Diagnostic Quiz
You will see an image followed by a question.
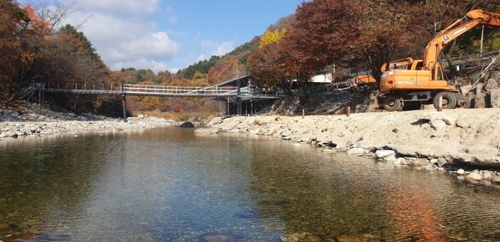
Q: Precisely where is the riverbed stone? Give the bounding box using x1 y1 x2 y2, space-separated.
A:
393 157 407 165
490 89 500 108
475 87 487 108
430 119 447 130
483 170 494 180
281 131 292 137
200 233 237 242
280 232 321 242
194 127 221 135
457 169 465 175
441 116 456 126
484 78 498 92
384 154 398 162
461 84 473 96
492 174 500 183
466 170 483 181
437 157 447 167
347 147 366 155
375 149 395 158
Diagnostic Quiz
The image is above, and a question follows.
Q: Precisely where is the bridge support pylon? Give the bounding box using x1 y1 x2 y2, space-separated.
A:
121 80 127 122
122 94 127 122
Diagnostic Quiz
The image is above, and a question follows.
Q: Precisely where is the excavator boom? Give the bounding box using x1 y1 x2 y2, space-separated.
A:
423 10 500 69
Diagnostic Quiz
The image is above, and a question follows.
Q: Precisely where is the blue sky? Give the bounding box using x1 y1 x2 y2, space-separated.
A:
20 0 301 73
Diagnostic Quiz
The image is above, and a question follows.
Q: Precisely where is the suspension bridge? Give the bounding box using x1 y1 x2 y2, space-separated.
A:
22 75 280 121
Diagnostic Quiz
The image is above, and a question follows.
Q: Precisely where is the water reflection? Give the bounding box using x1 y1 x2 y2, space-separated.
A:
1 128 500 241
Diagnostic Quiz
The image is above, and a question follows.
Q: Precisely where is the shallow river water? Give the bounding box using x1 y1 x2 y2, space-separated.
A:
1 127 500 241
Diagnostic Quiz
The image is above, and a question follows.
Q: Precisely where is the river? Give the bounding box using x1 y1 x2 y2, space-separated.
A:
1 127 500 241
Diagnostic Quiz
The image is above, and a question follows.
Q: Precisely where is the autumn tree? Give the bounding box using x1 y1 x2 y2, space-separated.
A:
259 29 287 48
0 0 55 102
268 14 296 32
248 14 296 95
281 0 413 85
0 0 30 101
157 70 174 84
0 0 91 104
249 40 297 96
2 1 119 114
60 24 96 56
378 0 500 76
206 38 260 85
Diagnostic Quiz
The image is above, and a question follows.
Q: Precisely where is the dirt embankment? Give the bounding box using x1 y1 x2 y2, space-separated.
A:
204 108 500 168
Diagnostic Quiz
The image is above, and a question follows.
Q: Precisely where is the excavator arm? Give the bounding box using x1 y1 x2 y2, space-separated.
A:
423 10 500 70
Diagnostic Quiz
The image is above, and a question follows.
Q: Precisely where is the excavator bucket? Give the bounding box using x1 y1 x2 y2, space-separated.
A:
466 10 500 27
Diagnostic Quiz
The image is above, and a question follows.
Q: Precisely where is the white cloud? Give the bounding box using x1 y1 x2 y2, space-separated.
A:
43 0 239 73
54 0 181 73
195 54 208 63
212 41 235 56
112 32 179 61
166 7 177 24
111 59 172 73
201 40 235 56
66 0 161 15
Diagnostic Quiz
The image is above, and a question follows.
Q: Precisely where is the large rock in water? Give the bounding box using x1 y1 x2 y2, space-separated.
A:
179 121 194 128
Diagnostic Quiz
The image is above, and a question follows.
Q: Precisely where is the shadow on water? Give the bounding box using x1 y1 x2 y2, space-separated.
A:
0 132 124 239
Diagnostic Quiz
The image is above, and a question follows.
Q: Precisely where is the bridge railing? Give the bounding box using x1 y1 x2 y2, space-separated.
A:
122 84 237 96
42 82 278 98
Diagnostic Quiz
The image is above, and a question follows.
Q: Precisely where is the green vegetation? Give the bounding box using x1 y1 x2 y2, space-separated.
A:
184 55 220 79
60 24 97 57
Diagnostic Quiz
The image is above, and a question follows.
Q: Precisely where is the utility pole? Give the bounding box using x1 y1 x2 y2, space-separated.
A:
480 25 484 55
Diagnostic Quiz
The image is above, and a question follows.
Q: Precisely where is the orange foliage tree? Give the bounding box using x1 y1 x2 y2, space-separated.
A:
131 81 160 111
275 0 500 85
278 0 414 85
0 0 108 106
0 0 28 100
248 15 296 95
207 53 250 85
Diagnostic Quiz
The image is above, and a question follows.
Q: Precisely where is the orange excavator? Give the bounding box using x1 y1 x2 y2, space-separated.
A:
379 9 500 111
354 57 414 85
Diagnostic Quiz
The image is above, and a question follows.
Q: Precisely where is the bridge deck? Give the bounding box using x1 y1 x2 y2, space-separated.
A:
42 83 279 99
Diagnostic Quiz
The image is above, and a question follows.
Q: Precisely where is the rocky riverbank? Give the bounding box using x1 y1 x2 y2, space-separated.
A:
200 108 500 186
0 102 178 139
4 100 500 186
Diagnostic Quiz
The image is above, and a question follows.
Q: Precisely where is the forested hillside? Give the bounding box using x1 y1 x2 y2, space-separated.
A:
2 0 500 120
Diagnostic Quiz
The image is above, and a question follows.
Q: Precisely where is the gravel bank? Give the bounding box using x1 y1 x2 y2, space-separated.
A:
0 102 178 139
201 108 500 185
